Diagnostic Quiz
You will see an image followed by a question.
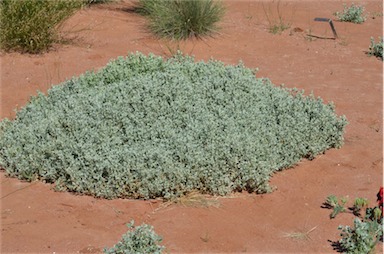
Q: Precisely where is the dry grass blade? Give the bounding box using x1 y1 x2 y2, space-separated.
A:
150 191 220 214
282 226 318 241
173 191 221 208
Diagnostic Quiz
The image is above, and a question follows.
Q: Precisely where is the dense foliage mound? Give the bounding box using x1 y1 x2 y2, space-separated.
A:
0 53 347 199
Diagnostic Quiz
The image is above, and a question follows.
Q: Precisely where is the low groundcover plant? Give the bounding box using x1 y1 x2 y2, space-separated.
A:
104 221 164 254
336 189 383 254
323 195 348 219
0 52 347 200
334 3 366 24
368 37 383 60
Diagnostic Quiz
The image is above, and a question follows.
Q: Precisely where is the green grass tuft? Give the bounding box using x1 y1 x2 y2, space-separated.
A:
269 22 290 34
0 0 83 54
136 0 225 40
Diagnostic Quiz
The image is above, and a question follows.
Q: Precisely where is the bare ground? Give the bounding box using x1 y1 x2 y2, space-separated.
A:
1 1 383 253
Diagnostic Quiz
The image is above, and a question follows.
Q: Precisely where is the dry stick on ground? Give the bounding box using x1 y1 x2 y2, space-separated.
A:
0 181 38 199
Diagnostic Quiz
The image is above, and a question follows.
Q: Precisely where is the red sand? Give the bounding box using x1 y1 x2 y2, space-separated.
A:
1 1 383 253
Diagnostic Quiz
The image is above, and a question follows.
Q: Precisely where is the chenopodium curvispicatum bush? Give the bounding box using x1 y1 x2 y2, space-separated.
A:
104 220 165 254
0 52 347 199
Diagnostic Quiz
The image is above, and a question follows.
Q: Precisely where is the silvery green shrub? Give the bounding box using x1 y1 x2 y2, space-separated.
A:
368 37 383 60
338 218 383 254
334 3 366 24
104 221 164 254
0 53 347 199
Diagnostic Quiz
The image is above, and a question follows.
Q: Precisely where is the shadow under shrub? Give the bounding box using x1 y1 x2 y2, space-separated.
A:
0 53 347 199
84 0 114 5
0 0 82 53
136 0 225 39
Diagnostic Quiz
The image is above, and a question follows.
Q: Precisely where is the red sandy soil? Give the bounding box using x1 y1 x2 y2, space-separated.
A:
1 0 383 253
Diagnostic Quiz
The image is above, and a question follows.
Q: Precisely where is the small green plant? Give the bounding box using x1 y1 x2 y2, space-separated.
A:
136 0 225 40
0 0 83 53
334 3 366 24
324 195 339 208
368 37 383 60
352 197 369 216
366 207 383 222
338 216 382 254
327 189 384 254
324 195 349 219
104 221 165 254
269 22 291 35
262 0 292 34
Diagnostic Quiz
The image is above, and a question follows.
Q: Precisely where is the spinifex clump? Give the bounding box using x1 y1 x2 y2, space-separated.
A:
0 0 83 53
135 0 225 40
0 53 347 199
